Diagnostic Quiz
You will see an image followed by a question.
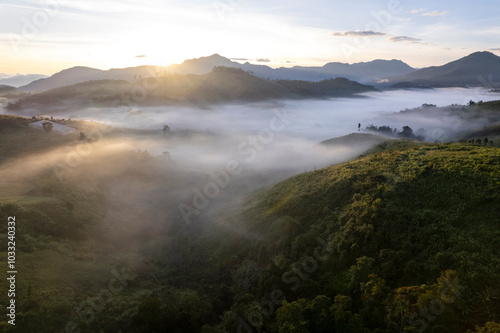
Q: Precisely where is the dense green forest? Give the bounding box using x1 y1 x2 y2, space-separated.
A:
0 111 499 332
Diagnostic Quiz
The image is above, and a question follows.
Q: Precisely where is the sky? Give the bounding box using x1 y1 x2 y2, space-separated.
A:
0 0 499 76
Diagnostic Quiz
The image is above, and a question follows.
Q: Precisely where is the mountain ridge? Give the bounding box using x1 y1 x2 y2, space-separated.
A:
17 54 415 92
384 51 500 88
9 67 378 111
15 51 500 93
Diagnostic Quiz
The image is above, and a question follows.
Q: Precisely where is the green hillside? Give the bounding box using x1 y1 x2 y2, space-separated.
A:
1 112 499 332
206 142 500 332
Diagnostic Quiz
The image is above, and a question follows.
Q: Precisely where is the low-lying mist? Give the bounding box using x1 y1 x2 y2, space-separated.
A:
2 86 500 332
7 88 497 141
1 87 498 233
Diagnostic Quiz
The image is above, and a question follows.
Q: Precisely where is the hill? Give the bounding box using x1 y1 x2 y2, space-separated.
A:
0 85 17 95
8 67 377 111
321 133 390 153
0 74 47 87
19 65 162 93
0 109 499 332
385 51 500 88
205 141 500 332
268 59 415 83
0 115 116 162
18 54 415 93
0 85 25 98
167 53 239 75
17 51 500 93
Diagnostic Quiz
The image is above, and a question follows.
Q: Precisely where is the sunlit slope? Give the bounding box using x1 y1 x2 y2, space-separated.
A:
0 115 116 161
7 67 377 111
215 142 500 332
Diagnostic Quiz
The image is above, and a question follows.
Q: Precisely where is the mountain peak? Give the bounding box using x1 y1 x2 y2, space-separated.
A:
466 51 497 58
385 50 500 87
184 53 231 63
454 51 500 66
207 53 225 59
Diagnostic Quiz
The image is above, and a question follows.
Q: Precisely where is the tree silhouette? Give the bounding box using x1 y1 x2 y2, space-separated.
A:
42 121 53 134
399 126 414 139
65 201 75 213
163 125 170 137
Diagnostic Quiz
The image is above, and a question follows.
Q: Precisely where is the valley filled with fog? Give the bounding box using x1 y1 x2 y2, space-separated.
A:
2 81 500 332
14 87 496 141
2 87 498 180
2 87 498 224
2 87 497 175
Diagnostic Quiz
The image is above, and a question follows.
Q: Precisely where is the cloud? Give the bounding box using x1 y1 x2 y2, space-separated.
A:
330 30 386 37
387 36 422 43
411 8 425 13
230 58 249 61
490 48 500 51
256 58 271 63
422 11 447 16
135 55 147 58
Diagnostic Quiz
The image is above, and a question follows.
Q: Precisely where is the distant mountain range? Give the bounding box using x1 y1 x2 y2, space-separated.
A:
384 51 500 88
241 58 415 83
0 74 47 88
20 66 162 93
9 67 377 111
9 51 500 100
18 54 415 93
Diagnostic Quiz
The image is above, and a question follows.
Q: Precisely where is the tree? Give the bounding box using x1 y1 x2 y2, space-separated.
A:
6 100 22 110
163 125 171 137
484 138 489 145
469 321 500 333
133 296 165 332
399 126 414 139
65 201 75 213
275 299 310 333
415 128 427 141
365 124 377 132
378 125 394 135
42 121 53 134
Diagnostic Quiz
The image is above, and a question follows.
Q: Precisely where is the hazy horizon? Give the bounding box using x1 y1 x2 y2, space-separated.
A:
1 0 500 75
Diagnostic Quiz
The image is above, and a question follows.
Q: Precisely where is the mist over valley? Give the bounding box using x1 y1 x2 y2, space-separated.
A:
1 49 500 332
